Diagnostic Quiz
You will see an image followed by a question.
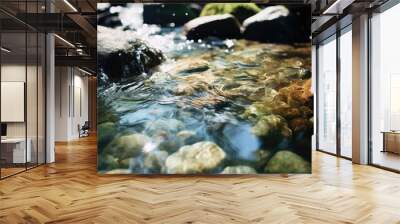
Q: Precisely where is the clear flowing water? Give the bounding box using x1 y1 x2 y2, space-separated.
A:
98 24 312 174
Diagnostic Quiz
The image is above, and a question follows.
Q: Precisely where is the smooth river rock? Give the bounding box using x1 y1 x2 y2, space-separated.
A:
243 6 310 43
200 3 261 23
184 14 241 40
165 141 226 174
264 150 311 173
97 122 117 151
221 166 257 174
144 150 169 172
252 114 292 138
98 26 164 82
105 133 150 161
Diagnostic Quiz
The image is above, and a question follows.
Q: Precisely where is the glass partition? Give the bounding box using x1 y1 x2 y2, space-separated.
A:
339 26 352 158
317 35 337 154
0 1 46 179
370 3 400 171
1 31 28 177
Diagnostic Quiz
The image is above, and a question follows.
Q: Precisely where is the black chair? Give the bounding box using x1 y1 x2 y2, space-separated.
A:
78 121 90 138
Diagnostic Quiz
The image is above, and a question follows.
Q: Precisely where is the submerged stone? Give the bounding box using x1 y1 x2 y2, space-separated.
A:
165 141 226 174
277 79 313 107
251 115 292 140
221 166 257 174
97 97 118 124
144 119 185 136
169 58 210 75
176 130 199 145
264 150 310 173
97 122 117 151
104 169 132 174
242 102 273 121
144 150 169 172
98 154 119 171
254 149 272 169
105 133 150 161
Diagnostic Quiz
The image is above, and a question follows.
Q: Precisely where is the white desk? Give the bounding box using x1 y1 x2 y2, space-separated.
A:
1 138 31 163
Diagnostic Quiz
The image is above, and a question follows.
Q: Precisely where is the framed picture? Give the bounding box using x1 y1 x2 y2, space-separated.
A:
97 3 312 174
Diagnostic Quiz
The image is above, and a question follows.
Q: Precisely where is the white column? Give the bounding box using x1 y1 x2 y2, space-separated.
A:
352 14 369 164
46 32 55 163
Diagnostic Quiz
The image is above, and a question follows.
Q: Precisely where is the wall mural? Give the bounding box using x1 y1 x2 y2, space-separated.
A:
97 3 312 174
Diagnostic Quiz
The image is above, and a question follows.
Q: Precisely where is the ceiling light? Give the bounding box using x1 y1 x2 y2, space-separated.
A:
54 34 75 48
1 47 11 53
63 0 78 12
323 0 354 15
323 0 342 14
78 67 92 76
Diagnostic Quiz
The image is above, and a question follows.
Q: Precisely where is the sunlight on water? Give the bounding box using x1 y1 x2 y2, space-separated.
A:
98 4 312 174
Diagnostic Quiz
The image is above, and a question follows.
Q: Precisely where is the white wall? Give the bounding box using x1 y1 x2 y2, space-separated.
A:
54 66 89 141
55 66 69 141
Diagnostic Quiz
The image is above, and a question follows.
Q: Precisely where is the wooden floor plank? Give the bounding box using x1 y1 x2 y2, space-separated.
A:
0 135 400 224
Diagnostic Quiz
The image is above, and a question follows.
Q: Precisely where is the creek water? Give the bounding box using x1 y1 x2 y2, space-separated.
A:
98 11 312 174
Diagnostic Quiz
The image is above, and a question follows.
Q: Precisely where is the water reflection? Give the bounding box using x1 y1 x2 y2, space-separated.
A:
97 5 312 174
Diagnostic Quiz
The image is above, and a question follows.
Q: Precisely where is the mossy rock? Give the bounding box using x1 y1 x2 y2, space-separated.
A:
201 3 261 23
221 166 257 174
97 122 117 151
105 133 150 161
98 154 119 171
184 14 241 40
144 150 169 172
252 115 292 138
242 101 273 122
264 150 311 173
165 141 226 174
97 97 118 124
98 26 165 82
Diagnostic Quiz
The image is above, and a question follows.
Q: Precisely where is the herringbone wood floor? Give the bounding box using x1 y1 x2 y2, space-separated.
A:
1 135 400 224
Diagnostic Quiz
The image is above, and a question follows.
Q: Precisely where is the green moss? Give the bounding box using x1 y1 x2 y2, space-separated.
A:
200 3 261 23
264 150 311 173
98 154 119 171
105 133 150 161
97 97 118 124
97 122 117 151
